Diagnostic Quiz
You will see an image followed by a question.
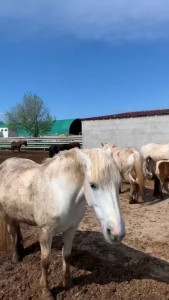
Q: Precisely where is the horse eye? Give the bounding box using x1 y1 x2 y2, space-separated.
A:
90 183 97 190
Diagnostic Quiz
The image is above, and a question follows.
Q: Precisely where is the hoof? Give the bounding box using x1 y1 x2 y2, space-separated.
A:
153 193 164 199
11 253 20 264
42 288 54 300
129 199 137 204
139 199 145 204
60 277 73 289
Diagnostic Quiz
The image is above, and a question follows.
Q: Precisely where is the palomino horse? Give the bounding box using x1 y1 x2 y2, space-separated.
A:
11 140 27 152
49 142 81 158
0 148 125 299
102 143 145 204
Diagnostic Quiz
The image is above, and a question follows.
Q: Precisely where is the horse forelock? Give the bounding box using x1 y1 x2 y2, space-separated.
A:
83 149 121 186
43 148 120 186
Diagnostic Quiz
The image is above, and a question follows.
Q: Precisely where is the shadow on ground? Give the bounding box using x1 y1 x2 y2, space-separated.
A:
20 229 169 297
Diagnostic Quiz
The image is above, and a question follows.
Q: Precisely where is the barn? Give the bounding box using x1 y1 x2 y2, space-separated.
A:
82 109 169 150
14 119 82 137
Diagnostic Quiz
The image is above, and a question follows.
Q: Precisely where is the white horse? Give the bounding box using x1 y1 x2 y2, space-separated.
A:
0 148 125 300
102 143 145 204
141 143 169 161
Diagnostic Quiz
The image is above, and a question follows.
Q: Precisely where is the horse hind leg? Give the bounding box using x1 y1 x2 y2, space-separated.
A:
0 214 23 263
0 215 11 254
161 180 169 194
6 218 24 263
129 183 139 204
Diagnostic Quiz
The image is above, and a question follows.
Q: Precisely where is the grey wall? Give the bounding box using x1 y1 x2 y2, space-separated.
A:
82 115 169 150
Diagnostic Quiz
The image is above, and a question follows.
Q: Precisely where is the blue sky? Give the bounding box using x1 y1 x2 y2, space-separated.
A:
1 0 169 120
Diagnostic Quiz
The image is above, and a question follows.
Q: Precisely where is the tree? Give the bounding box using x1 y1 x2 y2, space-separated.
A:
5 93 53 137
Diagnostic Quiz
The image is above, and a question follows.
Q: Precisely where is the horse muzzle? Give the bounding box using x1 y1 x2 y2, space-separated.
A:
103 221 126 244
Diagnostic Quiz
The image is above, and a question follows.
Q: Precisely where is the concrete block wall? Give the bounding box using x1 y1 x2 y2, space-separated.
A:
82 115 169 150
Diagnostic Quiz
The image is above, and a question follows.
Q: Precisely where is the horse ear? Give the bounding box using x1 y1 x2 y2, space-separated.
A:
105 147 113 157
147 155 152 163
101 142 104 147
76 149 91 171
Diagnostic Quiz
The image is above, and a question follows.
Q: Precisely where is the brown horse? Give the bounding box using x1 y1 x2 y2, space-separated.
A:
11 140 27 152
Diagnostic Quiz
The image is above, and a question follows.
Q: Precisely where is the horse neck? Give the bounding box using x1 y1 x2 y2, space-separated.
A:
42 153 86 187
111 146 120 155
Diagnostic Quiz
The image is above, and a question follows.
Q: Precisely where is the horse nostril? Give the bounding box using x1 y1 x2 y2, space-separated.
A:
113 235 118 242
107 228 125 241
107 228 111 237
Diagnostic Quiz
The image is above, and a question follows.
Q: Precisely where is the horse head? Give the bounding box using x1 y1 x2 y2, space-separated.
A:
81 148 125 244
143 155 156 180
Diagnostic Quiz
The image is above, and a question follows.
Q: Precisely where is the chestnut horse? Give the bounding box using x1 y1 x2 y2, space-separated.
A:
0 148 125 299
11 140 27 152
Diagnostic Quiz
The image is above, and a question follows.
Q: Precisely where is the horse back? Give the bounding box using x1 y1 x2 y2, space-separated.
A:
49 143 78 157
11 141 17 148
141 143 169 161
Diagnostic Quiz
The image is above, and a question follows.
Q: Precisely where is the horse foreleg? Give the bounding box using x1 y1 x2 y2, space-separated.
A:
61 228 77 288
16 223 24 259
39 227 54 300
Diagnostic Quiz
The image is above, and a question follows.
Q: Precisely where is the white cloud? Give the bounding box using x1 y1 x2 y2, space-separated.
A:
1 0 169 41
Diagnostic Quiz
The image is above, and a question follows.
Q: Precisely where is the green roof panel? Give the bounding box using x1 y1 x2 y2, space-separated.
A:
1 120 78 136
17 119 75 136
50 119 75 135
0 124 8 128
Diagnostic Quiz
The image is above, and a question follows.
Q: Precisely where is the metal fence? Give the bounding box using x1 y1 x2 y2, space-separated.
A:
0 136 82 150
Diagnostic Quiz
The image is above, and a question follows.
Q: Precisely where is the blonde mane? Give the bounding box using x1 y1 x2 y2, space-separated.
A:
43 148 120 187
83 148 121 186
42 148 86 183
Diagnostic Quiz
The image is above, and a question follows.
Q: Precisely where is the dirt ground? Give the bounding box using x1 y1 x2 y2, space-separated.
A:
1 150 169 300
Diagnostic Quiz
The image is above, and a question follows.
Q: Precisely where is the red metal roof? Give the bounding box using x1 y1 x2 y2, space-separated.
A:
81 109 169 121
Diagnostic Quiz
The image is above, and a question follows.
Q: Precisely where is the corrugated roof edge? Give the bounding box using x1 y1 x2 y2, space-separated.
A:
81 108 169 121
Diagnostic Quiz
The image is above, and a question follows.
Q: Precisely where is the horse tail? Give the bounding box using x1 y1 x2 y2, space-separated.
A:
0 215 11 253
134 151 145 202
